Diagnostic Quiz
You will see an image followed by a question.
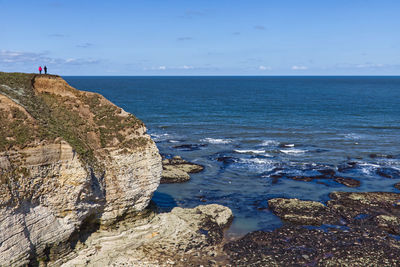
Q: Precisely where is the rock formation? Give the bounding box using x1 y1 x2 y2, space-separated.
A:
57 204 233 266
0 73 162 265
161 156 204 183
224 191 400 266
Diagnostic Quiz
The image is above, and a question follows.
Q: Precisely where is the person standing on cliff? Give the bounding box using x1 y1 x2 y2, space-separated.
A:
39 66 42 74
44 66 47 74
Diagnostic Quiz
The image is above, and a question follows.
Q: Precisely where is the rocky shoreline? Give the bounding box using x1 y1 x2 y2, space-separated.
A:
224 191 400 266
1 72 400 266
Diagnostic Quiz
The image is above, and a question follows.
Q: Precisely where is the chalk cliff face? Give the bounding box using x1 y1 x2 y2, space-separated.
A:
0 73 162 265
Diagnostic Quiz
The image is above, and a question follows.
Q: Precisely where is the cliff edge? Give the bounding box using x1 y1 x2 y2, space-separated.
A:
0 72 162 265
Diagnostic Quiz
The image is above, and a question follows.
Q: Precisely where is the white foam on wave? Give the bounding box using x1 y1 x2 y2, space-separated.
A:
341 133 363 140
201 138 232 144
357 162 380 175
168 140 179 143
282 143 295 147
234 149 266 154
150 133 170 141
358 162 380 168
280 149 307 155
260 140 279 146
238 158 276 172
380 159 400 171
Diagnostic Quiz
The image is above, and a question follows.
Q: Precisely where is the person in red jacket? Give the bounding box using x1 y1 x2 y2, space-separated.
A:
39 66 42 74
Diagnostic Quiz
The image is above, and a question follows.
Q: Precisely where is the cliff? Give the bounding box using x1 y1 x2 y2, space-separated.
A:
0 73 162 265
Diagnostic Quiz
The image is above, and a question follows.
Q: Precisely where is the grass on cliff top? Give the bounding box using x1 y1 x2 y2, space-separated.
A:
0 72 147 171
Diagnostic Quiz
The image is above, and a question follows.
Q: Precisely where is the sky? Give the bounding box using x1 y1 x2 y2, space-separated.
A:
0 0 399 75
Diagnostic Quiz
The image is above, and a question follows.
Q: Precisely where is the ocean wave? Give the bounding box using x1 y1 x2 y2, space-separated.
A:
260 140 279 146
356 162 381 175
168 140 180 143
279 143 295 148
341 133 363 140
280 149 307 155
234 149 266 154
237 158 276 172
201 138 232 144
150 133 171 141
358 162 381 168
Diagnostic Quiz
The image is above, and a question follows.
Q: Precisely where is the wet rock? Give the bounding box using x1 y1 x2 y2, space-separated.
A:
395 183 400 190
269 192 400 231
226 192 400 266
376 167 400 179
373 215 400 235
173 144 207 151
288 175 316 182
337 161 358 172
317 168 336 177
216 156 235 164
161 156 204 183
327 192 400 220
286 174 360 188
268 198 334 225
369 153 394 159
333 176 361 187
224 224 400 266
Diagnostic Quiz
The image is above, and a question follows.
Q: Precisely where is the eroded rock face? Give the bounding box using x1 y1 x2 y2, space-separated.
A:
56 204 233 267
0 73 162 265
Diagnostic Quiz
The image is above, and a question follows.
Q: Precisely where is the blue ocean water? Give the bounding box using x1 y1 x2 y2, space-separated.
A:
64 76 400 237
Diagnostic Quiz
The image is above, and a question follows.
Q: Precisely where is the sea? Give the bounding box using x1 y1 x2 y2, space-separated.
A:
64 76 400 237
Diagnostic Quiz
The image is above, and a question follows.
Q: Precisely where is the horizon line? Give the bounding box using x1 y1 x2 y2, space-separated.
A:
60 74 400 77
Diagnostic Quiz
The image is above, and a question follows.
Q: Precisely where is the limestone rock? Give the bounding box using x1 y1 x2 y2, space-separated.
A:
0 72 162 266
161 156 204 183
268 198 332 225
268 192 400 231
56 204 233 266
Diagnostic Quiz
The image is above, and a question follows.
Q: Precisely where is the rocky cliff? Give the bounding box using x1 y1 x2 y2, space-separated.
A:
0 73 162 265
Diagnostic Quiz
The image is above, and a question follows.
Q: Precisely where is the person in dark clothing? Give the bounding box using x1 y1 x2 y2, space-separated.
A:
39 66 42 74
44 66 47 74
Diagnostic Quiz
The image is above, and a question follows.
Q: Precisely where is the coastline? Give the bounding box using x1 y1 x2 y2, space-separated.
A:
1 73 400 266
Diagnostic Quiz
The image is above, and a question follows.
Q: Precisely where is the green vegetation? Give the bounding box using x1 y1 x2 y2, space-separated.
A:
0 72 148 173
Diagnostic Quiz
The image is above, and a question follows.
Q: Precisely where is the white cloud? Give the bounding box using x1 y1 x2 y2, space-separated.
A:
259 65 272 71
356 63 384 68
291 65 308 70
145 65 194 71
0 50 99 65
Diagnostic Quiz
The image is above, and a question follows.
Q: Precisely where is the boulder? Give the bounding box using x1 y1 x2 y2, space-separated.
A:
161 156 204 183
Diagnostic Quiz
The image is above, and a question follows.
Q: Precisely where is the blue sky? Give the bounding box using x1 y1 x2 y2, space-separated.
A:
0 0 399 75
